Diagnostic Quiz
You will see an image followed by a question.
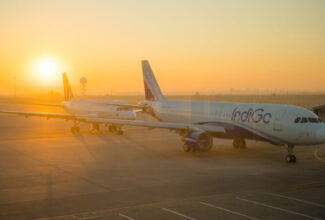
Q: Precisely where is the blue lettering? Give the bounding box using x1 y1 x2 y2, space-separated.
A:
231 107 272 124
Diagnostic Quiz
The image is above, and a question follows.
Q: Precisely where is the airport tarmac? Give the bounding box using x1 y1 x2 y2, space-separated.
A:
0 103 325 219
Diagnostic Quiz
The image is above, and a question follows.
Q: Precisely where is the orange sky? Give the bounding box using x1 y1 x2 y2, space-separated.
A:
0 0 324 95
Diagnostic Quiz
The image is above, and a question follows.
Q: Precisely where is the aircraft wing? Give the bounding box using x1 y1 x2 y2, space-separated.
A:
0 102 62 107
0 110 225 133
27 103 62 107
85 118 226 133
0 110 86 121
102 103 144 109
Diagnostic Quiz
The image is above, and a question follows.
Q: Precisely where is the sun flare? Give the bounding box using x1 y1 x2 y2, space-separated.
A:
38 60 55 77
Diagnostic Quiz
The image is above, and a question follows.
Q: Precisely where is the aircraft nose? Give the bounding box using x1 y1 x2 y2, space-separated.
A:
316 126 325 143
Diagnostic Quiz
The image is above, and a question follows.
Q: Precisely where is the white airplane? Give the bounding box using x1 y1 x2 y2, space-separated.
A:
0 72 136 134
84 60 325 163
1 62 324 163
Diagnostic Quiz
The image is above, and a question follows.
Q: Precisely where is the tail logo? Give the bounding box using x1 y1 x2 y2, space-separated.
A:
144 80 155 101
141 60 164 101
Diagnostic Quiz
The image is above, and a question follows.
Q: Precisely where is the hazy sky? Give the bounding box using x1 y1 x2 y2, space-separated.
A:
0 0 324 95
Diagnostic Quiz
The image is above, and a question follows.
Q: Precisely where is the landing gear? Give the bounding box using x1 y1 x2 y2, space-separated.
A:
71 126 80 134
108 125 116 132
90 123 100 133
183 144 191 152
71 121 80 134
107 125 124 135
285 145 296 163
286 154 296 163
117 129 124 135
233 139 246 149
181 137 213 153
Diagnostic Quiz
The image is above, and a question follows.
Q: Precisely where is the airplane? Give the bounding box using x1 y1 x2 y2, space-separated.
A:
83 60 325 163
1 62 324 163
0 72 136 134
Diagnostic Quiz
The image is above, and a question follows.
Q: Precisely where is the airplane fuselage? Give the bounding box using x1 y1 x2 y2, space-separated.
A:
62 99 136 120
149 99 325 146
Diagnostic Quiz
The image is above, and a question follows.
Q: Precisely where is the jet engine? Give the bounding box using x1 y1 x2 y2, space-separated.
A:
184 131 213 152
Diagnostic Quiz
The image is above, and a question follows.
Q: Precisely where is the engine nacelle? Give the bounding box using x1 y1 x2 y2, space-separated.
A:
185 131 213 152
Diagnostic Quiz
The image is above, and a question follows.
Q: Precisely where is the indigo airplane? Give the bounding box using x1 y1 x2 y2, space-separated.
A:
87 60 325 163
0 72 136 134
1 62 324 163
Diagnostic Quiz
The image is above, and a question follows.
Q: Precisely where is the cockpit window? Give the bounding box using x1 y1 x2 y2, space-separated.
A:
308 117 321 123
301 117 308 123
294 117 301 123
295 116 321 123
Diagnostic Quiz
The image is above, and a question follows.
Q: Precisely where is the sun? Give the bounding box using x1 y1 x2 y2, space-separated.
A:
38 60 55 77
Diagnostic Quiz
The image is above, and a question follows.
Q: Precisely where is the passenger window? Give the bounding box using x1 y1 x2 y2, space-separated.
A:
301 117 308 123
294 117 301 123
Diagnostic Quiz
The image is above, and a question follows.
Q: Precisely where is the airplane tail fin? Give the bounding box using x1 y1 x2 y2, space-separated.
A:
62 72 74 101
142 60 165 101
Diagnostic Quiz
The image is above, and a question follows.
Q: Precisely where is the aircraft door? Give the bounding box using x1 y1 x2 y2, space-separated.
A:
273 109 286 132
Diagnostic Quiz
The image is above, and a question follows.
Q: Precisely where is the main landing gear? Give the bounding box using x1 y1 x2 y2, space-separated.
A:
182 144 191 152
233 138 246 149
71 121 80 134
107 125 124 135
90 123 100 133
285 145 296 163
71 126 80 134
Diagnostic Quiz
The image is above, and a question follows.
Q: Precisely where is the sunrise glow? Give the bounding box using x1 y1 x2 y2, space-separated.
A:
38 60 55 78
0 1 324 95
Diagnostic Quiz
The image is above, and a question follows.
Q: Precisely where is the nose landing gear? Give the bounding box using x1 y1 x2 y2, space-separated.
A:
286 154 296 163
285 145 296 163
107 125 124 135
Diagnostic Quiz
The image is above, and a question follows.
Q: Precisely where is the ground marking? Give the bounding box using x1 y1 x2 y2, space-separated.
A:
119 213 135 220
162 207 196 220
237 197 322 220
6 147 113 192
269 193 325 208
200 201 259 220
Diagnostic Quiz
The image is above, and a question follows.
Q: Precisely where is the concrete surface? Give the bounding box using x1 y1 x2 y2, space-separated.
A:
0 103 324 220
